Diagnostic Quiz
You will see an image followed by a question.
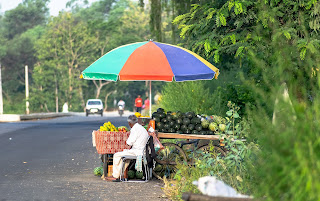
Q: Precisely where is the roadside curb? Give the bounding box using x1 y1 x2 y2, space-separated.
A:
20 113 73 121
0 113 73 122
0 111 136 122
0 114 21 122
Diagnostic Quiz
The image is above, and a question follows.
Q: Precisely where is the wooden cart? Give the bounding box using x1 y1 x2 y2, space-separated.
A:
153 131 226 178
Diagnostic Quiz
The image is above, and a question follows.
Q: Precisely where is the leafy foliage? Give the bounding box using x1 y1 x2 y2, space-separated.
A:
2 0 49 39
244 14 320 200
33 12 98 112
159 81 214 114
163 103 257 200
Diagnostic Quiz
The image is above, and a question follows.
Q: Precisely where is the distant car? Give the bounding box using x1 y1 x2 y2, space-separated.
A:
86 99 103 116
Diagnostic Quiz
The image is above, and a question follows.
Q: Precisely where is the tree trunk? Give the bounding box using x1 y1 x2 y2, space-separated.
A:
104 91 113 112
44 103 50 113
40 85 43 112
93 80 111 99
96 85 102 99
68 68 73 103
79 84 85 108
55 74 59 113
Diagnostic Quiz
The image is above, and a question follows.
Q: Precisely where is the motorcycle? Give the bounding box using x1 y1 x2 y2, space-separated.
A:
118 105 124 117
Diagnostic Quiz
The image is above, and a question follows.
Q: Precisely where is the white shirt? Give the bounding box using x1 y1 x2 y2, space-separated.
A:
126 123 149 155
118 100 125 107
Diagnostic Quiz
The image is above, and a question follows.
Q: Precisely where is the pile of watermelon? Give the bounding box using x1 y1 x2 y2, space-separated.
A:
152 108 227 135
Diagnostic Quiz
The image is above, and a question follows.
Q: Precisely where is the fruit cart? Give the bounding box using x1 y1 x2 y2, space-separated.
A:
153 131 226 179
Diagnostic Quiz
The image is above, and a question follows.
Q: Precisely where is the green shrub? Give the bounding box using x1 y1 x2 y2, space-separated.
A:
159 81 214 114
245 17 320 200
162 103 257 200
247 96 320 201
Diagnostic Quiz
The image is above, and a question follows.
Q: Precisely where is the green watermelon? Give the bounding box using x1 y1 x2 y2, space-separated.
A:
176 118 183 124
154 116 161 123
136 171 144 179
160 128 167 133
161 118 168 123
166 114 173 121
168 128 176 133
207 131 215 135
156 122 164 130
152 112 159 119
201 119 210 128
93 166 103 176
199 130 207 135
187 124 195 130
174 124 181 130
209 122 218 131
128 170 135 179
186 111 195 119
219 124 227 132
169 120 175 127
182 118 191 125
191 117 201 124
164 124 170 130
158 113 166 119
195 124 203 131
181 124 188 131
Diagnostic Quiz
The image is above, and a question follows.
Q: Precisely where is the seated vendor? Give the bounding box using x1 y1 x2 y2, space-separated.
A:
106 114 149 181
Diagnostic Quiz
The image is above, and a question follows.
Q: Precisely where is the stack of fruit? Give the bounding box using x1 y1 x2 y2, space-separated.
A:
152 108 227 135
135 112 150 118
99 121 128 132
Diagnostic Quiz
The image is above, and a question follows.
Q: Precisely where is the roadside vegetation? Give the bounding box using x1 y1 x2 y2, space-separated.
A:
1 0 320 200
155 0 320 200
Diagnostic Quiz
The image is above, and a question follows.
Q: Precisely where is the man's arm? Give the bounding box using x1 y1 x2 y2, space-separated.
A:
126 127 137 146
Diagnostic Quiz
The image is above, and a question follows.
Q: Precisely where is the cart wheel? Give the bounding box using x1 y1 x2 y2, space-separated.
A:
153 143 187 179
194 144 226 160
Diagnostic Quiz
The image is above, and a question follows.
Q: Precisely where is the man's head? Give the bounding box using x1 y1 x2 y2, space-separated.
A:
138 95 141 98
127 115 138 128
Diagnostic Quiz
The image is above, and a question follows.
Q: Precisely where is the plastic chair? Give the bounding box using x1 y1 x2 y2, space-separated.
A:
119 136 155 182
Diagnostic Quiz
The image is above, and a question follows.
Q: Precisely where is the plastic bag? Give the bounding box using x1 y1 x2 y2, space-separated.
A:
148 131 164 153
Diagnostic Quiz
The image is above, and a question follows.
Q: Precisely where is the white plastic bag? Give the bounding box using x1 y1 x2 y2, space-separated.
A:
192 176 250 198
92 131 96 147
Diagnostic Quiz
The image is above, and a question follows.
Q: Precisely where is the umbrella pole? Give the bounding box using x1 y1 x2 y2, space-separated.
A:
149 81 152 117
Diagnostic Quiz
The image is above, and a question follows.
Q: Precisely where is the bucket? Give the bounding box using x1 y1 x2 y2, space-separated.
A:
107 165 113 177
148 119 155 130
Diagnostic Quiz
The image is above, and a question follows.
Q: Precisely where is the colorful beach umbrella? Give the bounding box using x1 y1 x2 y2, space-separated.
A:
81 40 220 116
81 41 219 81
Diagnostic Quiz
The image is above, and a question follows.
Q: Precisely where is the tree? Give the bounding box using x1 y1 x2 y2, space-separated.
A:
73 0 153 110
33 12 98 112
170 0 320 113
3 0 49 39
173 0 320 66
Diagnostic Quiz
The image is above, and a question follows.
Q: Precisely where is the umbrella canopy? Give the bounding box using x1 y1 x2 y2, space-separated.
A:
81 41 219 82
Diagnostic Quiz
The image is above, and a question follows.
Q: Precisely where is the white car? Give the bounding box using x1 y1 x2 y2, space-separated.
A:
86 99 103 116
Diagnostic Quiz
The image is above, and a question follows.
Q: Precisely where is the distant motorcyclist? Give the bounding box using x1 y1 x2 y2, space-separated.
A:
118 100 125 116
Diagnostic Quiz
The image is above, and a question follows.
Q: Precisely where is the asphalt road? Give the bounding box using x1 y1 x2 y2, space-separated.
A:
0 114 166 201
